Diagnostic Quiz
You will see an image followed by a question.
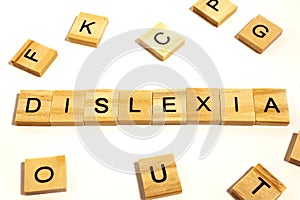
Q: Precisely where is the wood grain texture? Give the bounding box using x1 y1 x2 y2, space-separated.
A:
10 39 57 77
138 154 182 199
152 89 186 125
287 132 300 166
253 89 289 126
237 15 282 53
118 90 152 125
15 90 53 126
136 22 185 61
50 90 85 126
84 89 118 125
186 88 220 124
230 164 286 200
220 89 255 125
24 155 66 195
191 0 237 27
67 12 108 47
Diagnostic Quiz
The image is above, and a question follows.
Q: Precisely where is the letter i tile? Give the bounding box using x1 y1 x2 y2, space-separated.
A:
137 154 182 199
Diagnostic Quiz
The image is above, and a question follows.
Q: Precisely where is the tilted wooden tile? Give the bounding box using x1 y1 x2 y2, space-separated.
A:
138 154 182 199
253 89 289 126
24 155 66 195
10 40 57 77
118 90 152 125
67 12 108 47
220 89 255 125
152 89 186 125
84 89 118 125
237 15 282 53
136 22 185 61
15 90 53 126
50 90 85 126
287 132 300 166
230 164 286 200
191 0 237 27
186 88 220 124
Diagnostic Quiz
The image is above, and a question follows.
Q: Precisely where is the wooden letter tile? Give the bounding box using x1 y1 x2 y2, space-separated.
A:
253 89 289 126
67 12 108 47
229 164 286 200
136 22 185 61
152 89 186 125
287 132 300 166
138 154 182 199
50 90 85 126
186 88 220 124
220 89 255 125
10 40 57 77
191 0 237 27
118 90 152 125
15 90 53 126
24 155 66 195
237 15 282 53
84 89 118 125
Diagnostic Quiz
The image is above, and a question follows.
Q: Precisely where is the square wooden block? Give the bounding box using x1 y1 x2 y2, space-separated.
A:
67 12 108 47
253 89 289 126
287 132 300 166
220 89 255 125
152 89 186 125
138 154 182 199
237 15 282 53
10 40 57 77
186 88 220 124
15 90 53 126
24 155 66 195
136 22 185 61
229 164 286 200
84 89 118 125
191 0 237 27
118 90 152 125
50 90 85 126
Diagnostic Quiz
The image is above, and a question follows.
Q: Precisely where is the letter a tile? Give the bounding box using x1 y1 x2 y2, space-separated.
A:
137 154 182 199
229 164 286 200
15 90 53 126
67 12 108 47
10 40 57 77
237 15 282 53
23 155 66 195
136 22 185 61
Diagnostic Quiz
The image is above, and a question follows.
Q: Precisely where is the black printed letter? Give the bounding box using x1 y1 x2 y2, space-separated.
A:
150 164 167 183
79 20 96 34
25 98 41 113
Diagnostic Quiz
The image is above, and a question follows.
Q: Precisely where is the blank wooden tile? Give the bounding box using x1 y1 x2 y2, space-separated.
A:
152 89 186 125
136 22 185 61
220 89 255 125
84 89 118 125
10 40 57 77
24 155 66 195
237 15 282 53
15 90 53 126
67 12 108 47
230 163 286 200
253 89 289 126
186 88 220 124
118 90 152 125
50 90 85 126
191 0 237 27
138 154 182 199
287 132 300 166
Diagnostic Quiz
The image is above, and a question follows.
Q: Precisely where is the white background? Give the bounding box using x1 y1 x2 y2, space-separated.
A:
1 0 300 199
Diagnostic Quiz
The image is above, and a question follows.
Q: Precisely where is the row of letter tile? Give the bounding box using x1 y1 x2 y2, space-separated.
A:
14 88 290 126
